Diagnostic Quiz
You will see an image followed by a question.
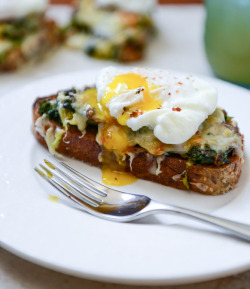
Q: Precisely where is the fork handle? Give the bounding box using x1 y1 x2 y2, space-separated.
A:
151 201 250 242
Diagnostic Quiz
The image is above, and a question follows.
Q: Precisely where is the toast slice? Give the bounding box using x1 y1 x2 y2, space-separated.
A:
0 13 62 71
33 88 243 196
65 0 155 62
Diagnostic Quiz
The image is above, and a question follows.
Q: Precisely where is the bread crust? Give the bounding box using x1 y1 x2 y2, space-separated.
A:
33 96 242 196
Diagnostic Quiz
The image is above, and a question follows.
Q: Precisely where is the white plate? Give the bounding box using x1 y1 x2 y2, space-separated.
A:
0 69 250 286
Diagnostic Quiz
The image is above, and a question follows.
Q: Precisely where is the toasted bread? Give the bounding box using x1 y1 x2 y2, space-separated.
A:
0 17 62 71
65 1 155 62
33 95 242 196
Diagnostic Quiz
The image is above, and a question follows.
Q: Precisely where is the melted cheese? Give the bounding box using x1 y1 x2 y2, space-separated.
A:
73 88 110 123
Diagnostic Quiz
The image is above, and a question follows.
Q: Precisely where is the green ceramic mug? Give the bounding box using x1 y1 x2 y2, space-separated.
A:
204 0 250 85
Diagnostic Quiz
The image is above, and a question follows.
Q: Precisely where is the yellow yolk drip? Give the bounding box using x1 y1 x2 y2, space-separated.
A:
101 73 162 125
102 167 137 186
98 124 131 154
83 88 110 122
81 75 162 187
48 195 59 203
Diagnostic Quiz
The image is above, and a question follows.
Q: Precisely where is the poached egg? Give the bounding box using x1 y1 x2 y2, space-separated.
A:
96 66 218 145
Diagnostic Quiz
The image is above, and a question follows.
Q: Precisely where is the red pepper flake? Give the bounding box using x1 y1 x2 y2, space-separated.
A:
176 90 179 93
130 110 143 118
178 82 183 85
136 87 144 94
195 131 199 135
168 92 171 96
157 105 162 109
214 153 220 166
172 107 182 112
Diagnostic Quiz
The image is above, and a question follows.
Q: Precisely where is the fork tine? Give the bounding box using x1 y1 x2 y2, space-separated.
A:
48 155 108 196
41 161 104 203
39 163 102 206
34 167 98 208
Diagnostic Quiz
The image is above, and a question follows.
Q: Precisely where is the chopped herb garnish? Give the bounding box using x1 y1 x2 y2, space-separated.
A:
62 96 75 112
0 14 40 43
38 100 62 125
186 146 231 165
225 116 233 122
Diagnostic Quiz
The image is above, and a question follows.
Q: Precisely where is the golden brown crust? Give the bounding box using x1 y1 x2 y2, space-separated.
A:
33 96 242 195
188 156 241 195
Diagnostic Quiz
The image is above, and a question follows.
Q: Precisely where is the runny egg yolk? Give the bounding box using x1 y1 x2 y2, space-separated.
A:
102 167 137 186
48 194 59 203
97 73 162 186
101 73 162 125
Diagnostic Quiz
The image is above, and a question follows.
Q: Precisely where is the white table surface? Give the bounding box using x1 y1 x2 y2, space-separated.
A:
1 4 250 289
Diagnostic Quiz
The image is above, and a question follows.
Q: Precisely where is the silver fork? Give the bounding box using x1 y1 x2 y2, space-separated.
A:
35 156 250 242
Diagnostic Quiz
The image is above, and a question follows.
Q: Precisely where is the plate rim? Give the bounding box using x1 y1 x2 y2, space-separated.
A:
1 239 250 286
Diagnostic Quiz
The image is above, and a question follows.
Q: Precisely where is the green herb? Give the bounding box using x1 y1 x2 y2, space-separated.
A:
182 160 192 189
70 18 91 33
138 126 150 135
225 115 233 122
222 109 233 123
182 170 189 189
186 146 231 165
62 98 75 112
64 88 77 95
84 40 96 56
38 100 61 125
51 129 64 150
0 14 40 43
0 52 7 64
62 89 76 112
